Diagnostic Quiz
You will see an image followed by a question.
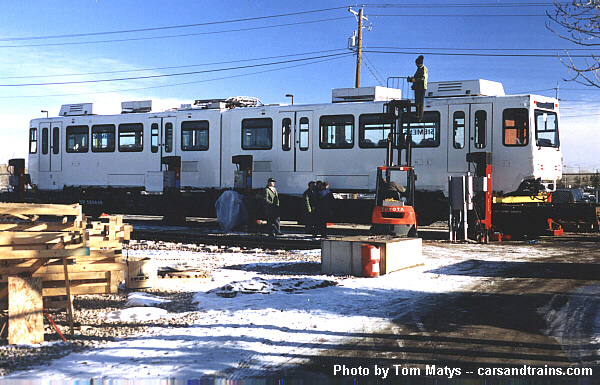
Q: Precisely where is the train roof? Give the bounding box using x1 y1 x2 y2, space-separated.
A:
426 79 505 98
43 79 557 120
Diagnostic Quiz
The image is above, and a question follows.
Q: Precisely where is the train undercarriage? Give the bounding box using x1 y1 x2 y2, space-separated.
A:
1 186 598 239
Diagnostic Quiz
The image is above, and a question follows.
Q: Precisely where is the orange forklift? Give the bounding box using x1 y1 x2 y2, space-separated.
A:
371 100 418 237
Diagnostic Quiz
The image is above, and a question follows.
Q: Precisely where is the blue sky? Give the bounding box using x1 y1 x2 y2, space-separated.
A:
1 0 599 172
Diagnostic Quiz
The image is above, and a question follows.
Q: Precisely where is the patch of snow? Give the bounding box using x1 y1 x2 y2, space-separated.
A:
104 307 169 322
4 241 600 381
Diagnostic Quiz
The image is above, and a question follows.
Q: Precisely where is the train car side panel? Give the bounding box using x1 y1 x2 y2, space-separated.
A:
175 110 222 190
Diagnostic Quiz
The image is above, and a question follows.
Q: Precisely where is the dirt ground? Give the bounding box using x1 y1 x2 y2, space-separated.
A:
270 235 600 381
4 230 600 382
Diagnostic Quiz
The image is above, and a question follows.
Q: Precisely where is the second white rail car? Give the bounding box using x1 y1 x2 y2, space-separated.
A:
28 79 562 204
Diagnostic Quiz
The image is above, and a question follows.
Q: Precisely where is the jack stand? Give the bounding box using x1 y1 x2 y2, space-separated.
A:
467 152 493 243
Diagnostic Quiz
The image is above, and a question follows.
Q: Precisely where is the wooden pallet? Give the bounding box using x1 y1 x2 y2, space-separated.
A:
0 203 130 342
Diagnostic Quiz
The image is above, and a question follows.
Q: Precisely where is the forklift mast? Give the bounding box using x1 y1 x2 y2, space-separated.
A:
382 99 417 207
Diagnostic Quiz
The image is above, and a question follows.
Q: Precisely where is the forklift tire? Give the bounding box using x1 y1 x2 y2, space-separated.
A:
407 225 418 238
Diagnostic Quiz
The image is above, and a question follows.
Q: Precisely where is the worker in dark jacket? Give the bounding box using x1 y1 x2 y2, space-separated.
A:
263 177 282 236
313 181 334 238
407 55 428 121
302 181 316 234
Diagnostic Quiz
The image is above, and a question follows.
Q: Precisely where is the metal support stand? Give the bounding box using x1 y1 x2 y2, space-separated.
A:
161 156 183 225
449 174 473 242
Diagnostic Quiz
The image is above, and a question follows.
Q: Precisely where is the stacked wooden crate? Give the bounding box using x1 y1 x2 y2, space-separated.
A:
0 203 129 342
79 215 131 296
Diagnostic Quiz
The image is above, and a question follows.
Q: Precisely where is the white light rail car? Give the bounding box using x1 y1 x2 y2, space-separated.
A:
27 79 562 223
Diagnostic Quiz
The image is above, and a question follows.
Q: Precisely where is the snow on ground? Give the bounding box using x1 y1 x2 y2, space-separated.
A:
2 241 599 381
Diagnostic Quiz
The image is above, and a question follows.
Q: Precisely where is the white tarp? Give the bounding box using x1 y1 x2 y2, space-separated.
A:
215 190 249 231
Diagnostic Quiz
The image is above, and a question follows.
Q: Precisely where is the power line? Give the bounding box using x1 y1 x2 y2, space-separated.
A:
0 4 562 49
364 48 595 58
1 3 555 44
376 14 547 17
0 17 350 49
368 46 599 52
362 53 385 86
0 52 351 87
0 7 348 42
0 53 354 98
0 49 349 80
364 2 556 8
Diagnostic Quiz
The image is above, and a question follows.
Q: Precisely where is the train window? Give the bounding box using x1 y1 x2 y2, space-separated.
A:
401 111 440 147
66 125 89 153
453 111 465 149
182 120 209 151
242 118 272 150
151 123 159 153
282 118 291 151
299 117 309 151
165 123 173 153
503 108 528 147
29 128 37 154
42 127 48 155
118 123 143 152
474 110 487 149
535 110 559 148
53 127 60 155
359 113 394 148
320 114 354 149
92 124 115 152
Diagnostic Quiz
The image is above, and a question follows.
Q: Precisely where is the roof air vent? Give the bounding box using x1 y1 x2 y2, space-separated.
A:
59 103 93 116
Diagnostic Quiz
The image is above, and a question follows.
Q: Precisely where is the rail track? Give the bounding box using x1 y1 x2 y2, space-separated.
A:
124 216 451 250
127 217 323 250
124 215 600 250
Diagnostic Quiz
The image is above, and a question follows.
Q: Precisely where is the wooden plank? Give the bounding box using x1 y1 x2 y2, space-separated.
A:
88 249 122 257
0 205 127 305
0 258 49 280
109 217 116 240
0 223 84 232
65 255 122 264
0 262 125 278
0 203 82 218
0 248 90 260
32 271 110 281
109 270 119 292
43 282 116 296
88 239 123 249
8 277 44 345
0 232 80 246
81 218 88 246
63 256 74 335
0 242 85 251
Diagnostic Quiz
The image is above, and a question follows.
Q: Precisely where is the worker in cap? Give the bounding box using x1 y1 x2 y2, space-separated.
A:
263 177 282 236
407 55 428 121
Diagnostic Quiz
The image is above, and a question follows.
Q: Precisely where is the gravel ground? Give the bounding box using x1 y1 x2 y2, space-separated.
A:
0 240 322 376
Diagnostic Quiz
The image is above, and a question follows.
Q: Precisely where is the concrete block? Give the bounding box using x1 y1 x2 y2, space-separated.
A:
321 236 423 276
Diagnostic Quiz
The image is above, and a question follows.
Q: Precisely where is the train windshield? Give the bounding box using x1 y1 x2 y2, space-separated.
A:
534 110 559 148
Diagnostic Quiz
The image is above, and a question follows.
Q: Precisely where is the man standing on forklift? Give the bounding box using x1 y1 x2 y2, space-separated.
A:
407 55 428 121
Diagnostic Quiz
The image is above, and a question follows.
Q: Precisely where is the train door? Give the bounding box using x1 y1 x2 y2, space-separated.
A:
39 122 62 172
278 110 313 172
447 103 492 173
150 117 177 170
147 117 177 192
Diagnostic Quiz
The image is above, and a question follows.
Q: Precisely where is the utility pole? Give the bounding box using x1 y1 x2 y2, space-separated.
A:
349 7 367 88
